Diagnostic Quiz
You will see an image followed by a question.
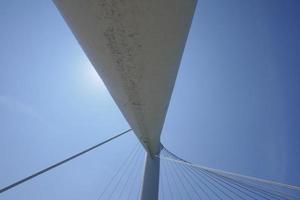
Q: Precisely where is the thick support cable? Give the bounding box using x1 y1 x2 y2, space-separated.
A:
205 169 288 200
158 146 300 200
158 155 300 193
203 169 273 200
0 129 132 194
226 175 300 200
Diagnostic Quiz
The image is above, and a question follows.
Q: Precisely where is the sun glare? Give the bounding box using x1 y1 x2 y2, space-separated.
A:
83 61 106 90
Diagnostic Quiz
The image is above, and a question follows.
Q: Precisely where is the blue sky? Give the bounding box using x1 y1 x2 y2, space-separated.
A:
0 0 300 199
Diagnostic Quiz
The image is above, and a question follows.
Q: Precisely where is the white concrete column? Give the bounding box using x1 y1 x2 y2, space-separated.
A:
140 152 160 200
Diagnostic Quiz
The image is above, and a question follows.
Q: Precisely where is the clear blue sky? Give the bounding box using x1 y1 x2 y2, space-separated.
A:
0 0 300 199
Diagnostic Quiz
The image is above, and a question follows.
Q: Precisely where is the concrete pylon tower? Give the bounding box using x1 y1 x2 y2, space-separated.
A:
53 1 197 199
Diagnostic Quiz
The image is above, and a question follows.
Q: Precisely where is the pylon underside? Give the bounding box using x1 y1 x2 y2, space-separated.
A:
53 0 197 155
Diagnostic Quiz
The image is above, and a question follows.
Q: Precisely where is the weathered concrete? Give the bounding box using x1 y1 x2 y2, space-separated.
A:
53 0 196 155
